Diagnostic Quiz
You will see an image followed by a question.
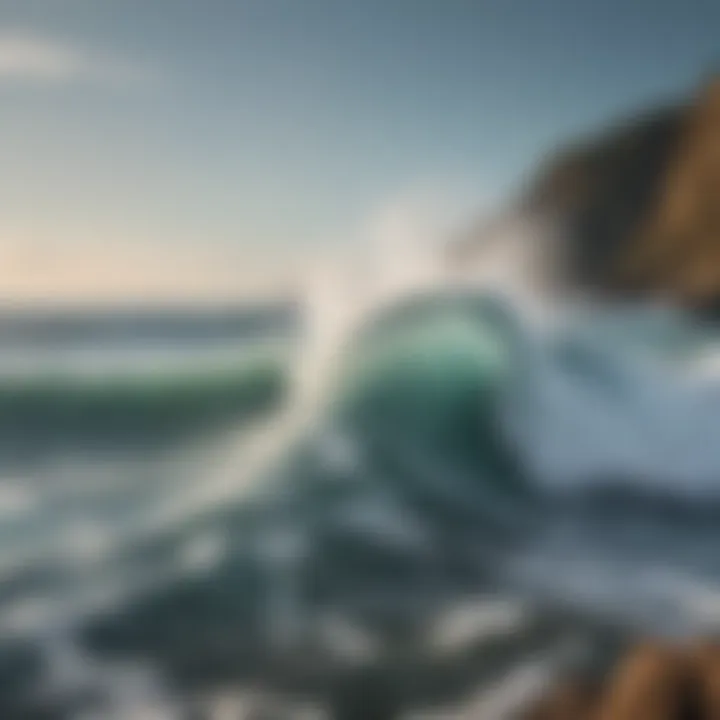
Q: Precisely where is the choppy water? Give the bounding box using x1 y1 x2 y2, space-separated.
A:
0 307 295 717
2 292 720 718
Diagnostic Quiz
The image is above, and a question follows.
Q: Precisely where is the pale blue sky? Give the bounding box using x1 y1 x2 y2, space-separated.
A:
0 0 718 297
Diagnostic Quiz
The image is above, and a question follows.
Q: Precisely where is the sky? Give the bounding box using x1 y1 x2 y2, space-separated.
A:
1 0 719 300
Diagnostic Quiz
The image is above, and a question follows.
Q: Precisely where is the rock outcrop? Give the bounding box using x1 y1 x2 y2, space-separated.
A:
621 79 720 310
520 641 720 720
521 102 685 298
458 77 720 316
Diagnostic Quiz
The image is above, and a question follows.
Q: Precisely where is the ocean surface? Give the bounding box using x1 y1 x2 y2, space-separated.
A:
0 304 297 717
1 293 720 718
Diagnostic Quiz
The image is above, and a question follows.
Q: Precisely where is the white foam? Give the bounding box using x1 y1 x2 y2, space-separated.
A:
499 304 720 498
0 481 37 515
426 597 529 656
413 638 584 720
178 531 226 574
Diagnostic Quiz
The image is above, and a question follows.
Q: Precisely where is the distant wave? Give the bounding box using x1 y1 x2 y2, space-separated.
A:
0 355 287 451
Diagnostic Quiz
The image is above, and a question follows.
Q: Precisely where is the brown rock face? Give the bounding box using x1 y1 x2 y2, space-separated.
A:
521 77 720 315
519 641 720 720
624 80 720 309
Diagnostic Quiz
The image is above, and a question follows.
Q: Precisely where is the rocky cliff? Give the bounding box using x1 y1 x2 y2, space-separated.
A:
468 78 720 315
522 102 684 296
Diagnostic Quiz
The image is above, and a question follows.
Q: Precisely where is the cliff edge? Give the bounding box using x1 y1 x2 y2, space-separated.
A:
461 77 720 315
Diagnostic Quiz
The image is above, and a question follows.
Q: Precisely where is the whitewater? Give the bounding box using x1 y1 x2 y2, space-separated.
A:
4 203 720 717
242 204 720 711
203 203 720 716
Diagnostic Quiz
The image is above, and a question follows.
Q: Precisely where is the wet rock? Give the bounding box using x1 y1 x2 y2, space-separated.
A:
520 640 720 720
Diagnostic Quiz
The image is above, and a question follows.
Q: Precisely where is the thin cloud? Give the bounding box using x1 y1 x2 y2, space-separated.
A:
0 31 154 87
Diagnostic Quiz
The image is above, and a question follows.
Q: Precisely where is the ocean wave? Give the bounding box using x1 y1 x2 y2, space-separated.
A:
335 290 720 501
5 288 720 715
0 355 287 450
